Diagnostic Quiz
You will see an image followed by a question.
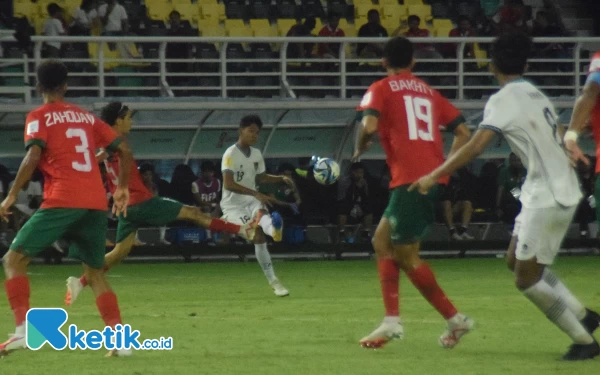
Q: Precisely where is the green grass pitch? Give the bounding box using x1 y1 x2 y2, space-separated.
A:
1 257 600 374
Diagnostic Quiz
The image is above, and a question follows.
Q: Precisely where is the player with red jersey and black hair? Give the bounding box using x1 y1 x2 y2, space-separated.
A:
0 60 134 357
354 37 474 349
565 52 600 229
64 102 258 306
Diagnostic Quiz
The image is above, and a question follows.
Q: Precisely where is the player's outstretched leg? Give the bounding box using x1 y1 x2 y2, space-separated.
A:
66 233 137 306
515 258 599 361
397 241 473 349
255 210 283 242
178 206 258 241
253 224 288 297
0 250 31 356
84 265 131 357
360 218 404 349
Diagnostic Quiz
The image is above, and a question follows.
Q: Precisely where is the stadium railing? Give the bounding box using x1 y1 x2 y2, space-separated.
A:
0 36 597 100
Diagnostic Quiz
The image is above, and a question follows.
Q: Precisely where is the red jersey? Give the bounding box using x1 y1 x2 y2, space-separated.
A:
24 102 120 210
358 72 464 188
104 155 154 207
587 52 600 173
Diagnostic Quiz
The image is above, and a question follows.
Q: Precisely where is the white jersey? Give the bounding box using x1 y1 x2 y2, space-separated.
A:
220 144 266 211
479 79 582 208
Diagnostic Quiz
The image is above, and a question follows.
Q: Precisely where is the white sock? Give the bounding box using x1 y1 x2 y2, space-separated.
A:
259 215 274 237
159 227 167 241
543 268 587 320
447 313 464 325
254 243 276 283
383 316 400 325
523 279 593 344
15 324 25 336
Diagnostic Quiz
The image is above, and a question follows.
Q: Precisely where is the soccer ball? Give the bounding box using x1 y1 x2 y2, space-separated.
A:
313 158 340 185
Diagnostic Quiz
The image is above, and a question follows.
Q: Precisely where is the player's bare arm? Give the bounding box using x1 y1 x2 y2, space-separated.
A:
96 149 109 163
409 128 497 194
353 115 377 160
446 123 472 159
0 145 43 222
112 140 133 217
223 171 276 207
565 80 600 166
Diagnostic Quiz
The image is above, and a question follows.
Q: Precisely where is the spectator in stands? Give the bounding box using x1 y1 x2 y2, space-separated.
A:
42 3 66 58
473 7 498 38
318 11 345 58
98 0 128 35
70 0 99 36
287 18 316 60
531 10 568 60
139 163 170 245
13 16 34 56
403 15 442 59
496 0 528 33
337 162 373 244
541 0 567 34
441 168 476 240
167 10 193 87
357 9 388 58
192 161 222 246
170 164 196 206
8 178 42 234
496 153 526 226
445 16 475 58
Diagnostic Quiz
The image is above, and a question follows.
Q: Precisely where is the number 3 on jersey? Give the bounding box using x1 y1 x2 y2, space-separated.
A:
404 96 433 141
66 128 92 172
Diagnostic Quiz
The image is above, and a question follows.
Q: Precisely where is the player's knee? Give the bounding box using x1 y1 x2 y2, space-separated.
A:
253 227 266 244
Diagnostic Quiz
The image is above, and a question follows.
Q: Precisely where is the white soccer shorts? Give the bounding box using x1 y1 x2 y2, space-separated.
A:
221 198 265 225
512 203 577 265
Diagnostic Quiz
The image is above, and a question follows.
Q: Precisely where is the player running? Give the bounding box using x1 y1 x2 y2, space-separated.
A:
64 102 258 305
0 60 134 357
354 36 474 349
565 51 600 231
220 115 294 297
410 32 600 360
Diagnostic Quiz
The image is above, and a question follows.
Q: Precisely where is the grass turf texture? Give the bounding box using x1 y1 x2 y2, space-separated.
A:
1 257 600 374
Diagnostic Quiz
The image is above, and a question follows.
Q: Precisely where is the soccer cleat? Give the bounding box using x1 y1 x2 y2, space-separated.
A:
562 341 600 361
65 276 84 306
160 238 172 246
106 348 133 357
451 233 463 241
0 335 26 356
439 315 474 349
581 309 600 334
52 241 65 253
270 279 289 297
271 212 283 242
359 322 404 349
460 232 475 240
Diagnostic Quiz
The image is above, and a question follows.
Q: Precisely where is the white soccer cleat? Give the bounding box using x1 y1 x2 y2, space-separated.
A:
451 233 463 241
360 321 404 349
0 334 26 356
160 239 172 246
460 232 475 240
270 279 289 297
65 276 84 306
439 314 474 349
106 348 133 357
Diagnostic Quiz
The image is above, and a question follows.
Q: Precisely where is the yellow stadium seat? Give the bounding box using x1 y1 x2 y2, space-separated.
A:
474 43 489 68
407 4 432 21
174 3 199 22
171 0 192 4
355 4 374 19
314 18 323 33
199 22 225 37
13 1 33 19
404 0 423 5
382 5 408 24
253 26 277 38
224 19 245 30
434 27 453 37
277 19 297 36
379 0 399 5
201 3 225 21
339 19 355 37
249 19 270 31
197 0 217 4
432 19 453 30
148 3 173 21
227 26 252 37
